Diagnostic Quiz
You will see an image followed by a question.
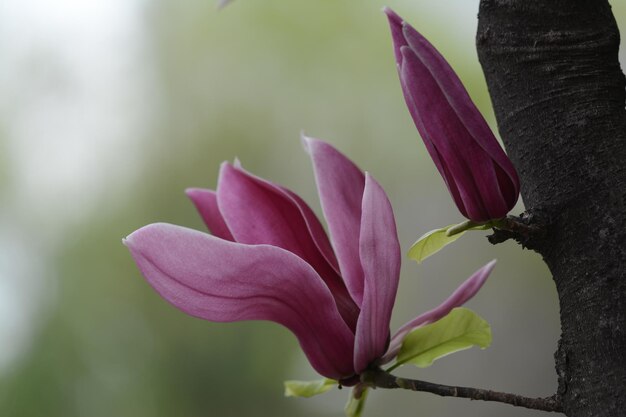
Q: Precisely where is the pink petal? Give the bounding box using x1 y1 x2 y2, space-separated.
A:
383 7 407 66
234 162 341 274
400 46 500 221
385 7 520 221
398 66 470 218
400 22 519 203
354 174 401 373
385 10 472 219
216 163 359 330
302 136 366 306
124 223 356 380
380 260 496 364
185 188 234 241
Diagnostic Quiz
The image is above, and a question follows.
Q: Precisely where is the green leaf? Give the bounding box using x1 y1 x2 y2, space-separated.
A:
396 307 492 368
407 222 491 263
344 388 368 417
408 225 464 263
284 378 336 398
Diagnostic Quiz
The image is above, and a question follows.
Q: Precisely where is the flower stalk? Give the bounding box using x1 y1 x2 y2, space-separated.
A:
360 368 563 413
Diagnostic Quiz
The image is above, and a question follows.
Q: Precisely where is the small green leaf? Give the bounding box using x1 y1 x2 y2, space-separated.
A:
408 225 464 263
284 378 336 398
408 222 492 263
396 307 492 368
344 388 368 417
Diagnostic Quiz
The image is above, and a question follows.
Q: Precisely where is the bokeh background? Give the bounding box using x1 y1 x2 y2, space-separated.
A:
1 1 624 416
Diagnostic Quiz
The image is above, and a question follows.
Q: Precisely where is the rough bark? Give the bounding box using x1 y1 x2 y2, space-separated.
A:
476 1 626 416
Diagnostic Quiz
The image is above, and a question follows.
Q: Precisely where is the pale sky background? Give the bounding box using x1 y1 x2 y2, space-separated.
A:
0 0 153 371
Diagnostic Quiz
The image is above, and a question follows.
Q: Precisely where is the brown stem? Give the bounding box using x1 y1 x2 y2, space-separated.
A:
361 369 563 413
487 212 546 248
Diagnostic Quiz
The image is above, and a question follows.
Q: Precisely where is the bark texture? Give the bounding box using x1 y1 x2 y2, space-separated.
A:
476 1 626 416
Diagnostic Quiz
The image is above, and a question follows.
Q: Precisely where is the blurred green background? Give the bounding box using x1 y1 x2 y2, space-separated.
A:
0 1 624 416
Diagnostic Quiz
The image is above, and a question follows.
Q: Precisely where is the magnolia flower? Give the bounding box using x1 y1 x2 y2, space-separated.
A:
124 137 493 383
385 8 520 222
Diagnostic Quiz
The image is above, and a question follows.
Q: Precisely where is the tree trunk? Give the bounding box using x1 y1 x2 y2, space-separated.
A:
476 1 626 416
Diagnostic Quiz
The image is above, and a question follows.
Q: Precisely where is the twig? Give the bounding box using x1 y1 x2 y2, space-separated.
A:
361 369 563 413
487 213 546 247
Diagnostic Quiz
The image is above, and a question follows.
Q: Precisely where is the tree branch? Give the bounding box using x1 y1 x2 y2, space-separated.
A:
361 369 563 413
487 211 547 247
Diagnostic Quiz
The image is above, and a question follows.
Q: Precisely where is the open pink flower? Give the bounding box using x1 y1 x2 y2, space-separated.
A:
385 8 519 222
124 137 493 382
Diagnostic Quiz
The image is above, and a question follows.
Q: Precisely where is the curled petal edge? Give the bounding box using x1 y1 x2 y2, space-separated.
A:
379 259 496 364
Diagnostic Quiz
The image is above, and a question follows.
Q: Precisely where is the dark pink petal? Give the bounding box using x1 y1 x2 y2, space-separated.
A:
124 223 356 379
185 188 234 241
354 174 401 373
386 9 472 218
233 162 341 274
303 136 366 306
380 260 496 364
385 8 520 221
400 46 503 221
282 187 341 273
398 67 471 218
216 162 359 330
383 7 407 66
400 22 519 205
